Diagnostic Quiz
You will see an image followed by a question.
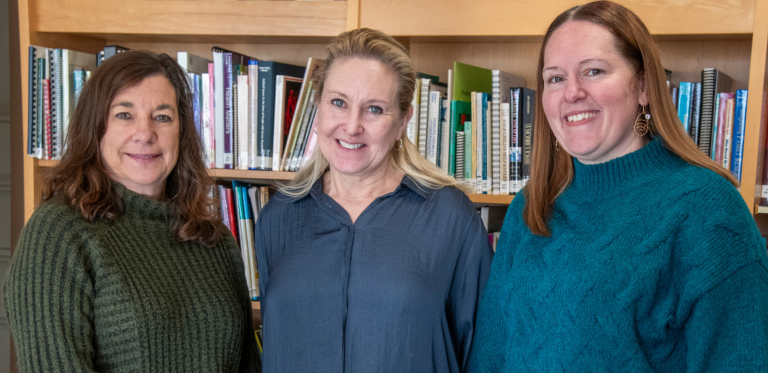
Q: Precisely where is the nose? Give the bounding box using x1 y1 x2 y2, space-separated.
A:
343 110 364 135
132 115 157 143
564 77 586 103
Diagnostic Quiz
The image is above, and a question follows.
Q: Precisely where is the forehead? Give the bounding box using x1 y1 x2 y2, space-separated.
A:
544 20 621 65
112 75 177 102
324 57 399 94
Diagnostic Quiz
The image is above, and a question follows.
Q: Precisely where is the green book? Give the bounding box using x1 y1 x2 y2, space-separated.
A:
464 120 473 182
449 62 492 177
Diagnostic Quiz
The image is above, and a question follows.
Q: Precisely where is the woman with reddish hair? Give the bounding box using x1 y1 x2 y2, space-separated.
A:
470 1 768 371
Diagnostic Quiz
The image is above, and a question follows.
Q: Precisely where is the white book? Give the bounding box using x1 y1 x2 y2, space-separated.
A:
280 57 324 171
492 71 524 195
407 79 421 145
426 89 445 165
213 51 226 168
201 73 213 167
418 78 431 156
237 75 250 170
475 92 483 194
442 69 453 174
485 101 492 194
500 102 510 195
177 51 212 75
248 61 259 170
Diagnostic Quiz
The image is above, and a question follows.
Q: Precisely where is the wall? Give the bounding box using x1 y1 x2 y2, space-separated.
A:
1 0 14 368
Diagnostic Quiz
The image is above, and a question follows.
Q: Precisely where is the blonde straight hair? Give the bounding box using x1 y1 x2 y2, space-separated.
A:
280 28 469 197
523 1 738 237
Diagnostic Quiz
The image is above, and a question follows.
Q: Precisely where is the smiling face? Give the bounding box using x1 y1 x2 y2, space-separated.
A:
100 75 180 199
316 57 408 181
542 20 648 164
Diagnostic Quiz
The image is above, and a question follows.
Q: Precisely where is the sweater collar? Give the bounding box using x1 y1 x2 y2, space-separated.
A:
113 182 173 220
567 137 684 201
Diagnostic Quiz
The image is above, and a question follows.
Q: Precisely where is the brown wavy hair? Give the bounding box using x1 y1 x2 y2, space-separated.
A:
43 50 223 247
524 0 738 236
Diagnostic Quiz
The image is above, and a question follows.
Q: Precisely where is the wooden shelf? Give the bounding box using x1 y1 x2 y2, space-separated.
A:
468 194 514 205
361 0 755 38
252 301 260 311
208 169 295 181
34 0 348 38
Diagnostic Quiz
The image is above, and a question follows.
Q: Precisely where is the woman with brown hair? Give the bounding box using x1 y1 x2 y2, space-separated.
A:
255 28 493 372
469 1 768 371
4 51 259 372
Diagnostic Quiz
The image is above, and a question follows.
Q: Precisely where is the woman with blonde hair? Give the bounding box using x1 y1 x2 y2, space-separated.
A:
255 28 493 372
470 1 768 371
5 51 259 372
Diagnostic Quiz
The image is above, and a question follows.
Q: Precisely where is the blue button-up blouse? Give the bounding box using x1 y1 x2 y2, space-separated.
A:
255 175 493 372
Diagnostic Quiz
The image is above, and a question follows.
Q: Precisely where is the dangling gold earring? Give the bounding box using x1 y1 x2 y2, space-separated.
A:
555 140 560 152
634 106 650 137
393 139 403 151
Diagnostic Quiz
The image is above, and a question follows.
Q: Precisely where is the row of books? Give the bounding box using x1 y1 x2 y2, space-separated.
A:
26 46 96 159
219 181 271 301
670 69 750 181
177 49 325 172
411 62 531 195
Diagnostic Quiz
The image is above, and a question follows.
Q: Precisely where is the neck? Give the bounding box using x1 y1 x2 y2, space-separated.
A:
323 164 404 223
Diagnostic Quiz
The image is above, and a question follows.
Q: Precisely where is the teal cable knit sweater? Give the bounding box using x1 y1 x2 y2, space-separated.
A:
469 138 768 372
4 183 259 372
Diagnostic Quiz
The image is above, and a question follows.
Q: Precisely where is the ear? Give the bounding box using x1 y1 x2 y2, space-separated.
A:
397 105 413 138
637 72 649 106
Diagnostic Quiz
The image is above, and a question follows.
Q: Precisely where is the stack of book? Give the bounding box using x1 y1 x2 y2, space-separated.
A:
26 46 96 160
675 69 750 182
219 181 271 301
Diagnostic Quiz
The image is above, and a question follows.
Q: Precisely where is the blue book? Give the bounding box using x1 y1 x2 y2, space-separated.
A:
711 93 721 160
481 93 489 194
730 89 749 181
677 82 692 131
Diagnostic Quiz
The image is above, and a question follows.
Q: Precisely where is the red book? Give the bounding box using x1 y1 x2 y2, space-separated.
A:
758 89 768 206
226 187 239 242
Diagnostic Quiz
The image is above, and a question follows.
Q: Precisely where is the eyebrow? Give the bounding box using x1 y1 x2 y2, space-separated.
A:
109 102 175 111
543 58 608 72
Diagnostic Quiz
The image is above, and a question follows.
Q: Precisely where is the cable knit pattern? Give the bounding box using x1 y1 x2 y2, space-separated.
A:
468 138 768 372
4 183 259 373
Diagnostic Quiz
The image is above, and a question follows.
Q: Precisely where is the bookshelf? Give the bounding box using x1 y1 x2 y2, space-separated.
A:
8 0 768 370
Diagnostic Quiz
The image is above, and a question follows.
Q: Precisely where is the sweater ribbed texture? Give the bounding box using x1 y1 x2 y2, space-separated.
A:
469 138 768 372
4 183 259 373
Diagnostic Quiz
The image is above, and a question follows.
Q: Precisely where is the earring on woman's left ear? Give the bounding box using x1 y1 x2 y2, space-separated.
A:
634 105 650 137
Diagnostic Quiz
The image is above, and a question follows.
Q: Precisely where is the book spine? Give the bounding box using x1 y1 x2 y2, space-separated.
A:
36 58 45 159
510 88 522 193
711 92 720 161
491 73 501 195
426 90 441 164
291 87 316 171
27 47 37 156
302 108 319 167
61 50 70 155
723 98 735 170
730 89 748 181
455 131 465 180
439 98 449 172
418 78 430 156
202 72 212 167
272 75 286 171
213 52 225 168
238 75 250 170
690 82 701 145
677 82 691 132
444 69 453 175
484 94 491 194
223 54 234 169
464 120 472 186
248 61 259 170
258 62 275 170
43 79 52 160
54 49 63 159
522 89 535 189
472 92 479 193
758 89 768 205
207 64 216 168
716 93 733 165
449 100 459 177
219 186 231 231
500 102 510 195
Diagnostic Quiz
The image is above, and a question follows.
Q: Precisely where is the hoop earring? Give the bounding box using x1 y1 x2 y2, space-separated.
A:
555 140 560 152
393 139 403 151
634 106 650 137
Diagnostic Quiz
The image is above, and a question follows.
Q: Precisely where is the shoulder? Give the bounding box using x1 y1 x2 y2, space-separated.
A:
21 197 92 242
424 185 480 219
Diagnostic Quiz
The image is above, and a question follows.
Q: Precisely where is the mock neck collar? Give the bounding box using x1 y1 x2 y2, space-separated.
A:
566 137 684 202
113 182 173 220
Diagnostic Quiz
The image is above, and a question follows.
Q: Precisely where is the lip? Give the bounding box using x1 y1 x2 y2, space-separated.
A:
563 110 599 126
126 153 162 162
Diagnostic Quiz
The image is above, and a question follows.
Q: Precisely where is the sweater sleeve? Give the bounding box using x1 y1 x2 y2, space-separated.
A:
447 207 494 372
3 204 97 373
682 257 768 372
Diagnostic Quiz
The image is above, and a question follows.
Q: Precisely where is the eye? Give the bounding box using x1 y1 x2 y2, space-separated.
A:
331 98 345 108
547 76 564 84
116 112 132 120
587 68 603 76
367 106 383 114
155 115 173 122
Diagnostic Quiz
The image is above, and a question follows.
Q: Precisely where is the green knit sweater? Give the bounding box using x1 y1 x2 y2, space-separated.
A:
4 183 259 372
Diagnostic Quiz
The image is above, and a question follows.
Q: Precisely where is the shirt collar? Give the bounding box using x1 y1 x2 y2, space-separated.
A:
301 173 431 203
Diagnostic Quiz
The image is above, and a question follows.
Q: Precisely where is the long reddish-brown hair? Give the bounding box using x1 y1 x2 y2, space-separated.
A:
524 0 738 236
43 50 223 247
